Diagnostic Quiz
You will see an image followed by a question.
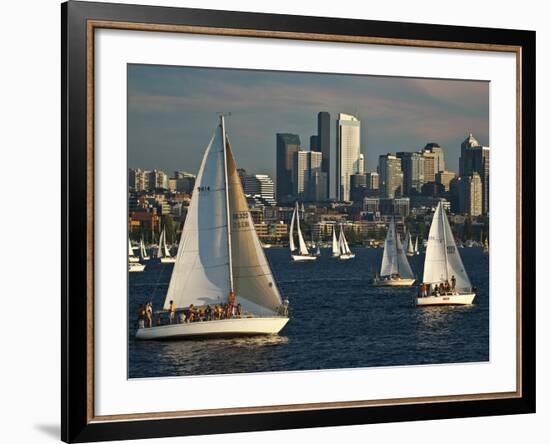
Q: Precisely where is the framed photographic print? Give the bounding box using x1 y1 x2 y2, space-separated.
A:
61 1 535 442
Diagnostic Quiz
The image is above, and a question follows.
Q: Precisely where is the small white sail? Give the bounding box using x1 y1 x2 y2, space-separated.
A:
295 202 309 256
163 229 171 257
380 219 398 276
339 226 352 255
288 205 296 252
140 238 149 259
128 238 134 256
332 227 340 256
406 231 415 255
423 202 472 291
395 230 414 279
156 229 165 258
414 236 419 254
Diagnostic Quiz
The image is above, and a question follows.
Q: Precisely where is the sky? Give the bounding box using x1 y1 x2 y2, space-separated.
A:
128 64 489 178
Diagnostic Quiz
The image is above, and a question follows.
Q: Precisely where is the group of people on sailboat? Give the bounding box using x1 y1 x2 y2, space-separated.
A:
419 276 456 298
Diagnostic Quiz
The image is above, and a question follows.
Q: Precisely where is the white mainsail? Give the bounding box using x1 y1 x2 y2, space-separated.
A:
295 202 309 256
163 119 283 315
164 127 231 310
140 238 149 259
423 202 472 291
332 227 340 256
414 236 419 254
288 205 296 252
163 229 171 257
128 238 135 256
380 218 414 278
156 229 165 258
339 226 352 255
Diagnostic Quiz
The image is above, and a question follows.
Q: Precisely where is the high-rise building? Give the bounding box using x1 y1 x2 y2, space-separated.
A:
459 133 490 214
421 150 436 183
276 133 301 203
336 113 361 201
310 135 319 151
379 154 403 198
424 143 446 173
309 171 328 202
459 172 483 216
396 152 425 196
436 170 457 192
147 169 168 190
366 171 379 192
357 153 365 174
317 112 331 198
242 174 276 206
293 150 323 201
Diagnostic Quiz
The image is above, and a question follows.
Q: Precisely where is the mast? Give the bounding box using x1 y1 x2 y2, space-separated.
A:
220 115 234 295
439 203 450 282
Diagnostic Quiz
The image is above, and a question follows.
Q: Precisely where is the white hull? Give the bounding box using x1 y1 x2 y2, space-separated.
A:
291 254 317 261
339 253 355 260
373 277 416 287
406 252 415 257
128 256 140 263
417 293 476 306
160 257 176 263
129 263 145 272
136 316 289 340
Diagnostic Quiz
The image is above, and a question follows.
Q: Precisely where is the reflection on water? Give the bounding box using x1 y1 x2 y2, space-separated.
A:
129 247 489 378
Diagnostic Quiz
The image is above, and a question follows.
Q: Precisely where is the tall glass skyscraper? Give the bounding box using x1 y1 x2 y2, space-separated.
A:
336 113 361 201
276 133 300 204
317 112 331 199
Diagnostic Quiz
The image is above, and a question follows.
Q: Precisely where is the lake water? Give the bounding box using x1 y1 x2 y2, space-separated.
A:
128 247 489 378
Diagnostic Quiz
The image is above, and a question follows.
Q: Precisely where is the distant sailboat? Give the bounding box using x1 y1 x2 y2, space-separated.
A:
405 231 415 257
331 226 340 258
417 202 475 306
373 218 415 287
129 262 145 272
289 201 316 261
338 225 355 260
140 238 150 261
157 227 176 264
128 238 140 263
483 237 489 255
413 236 420 255
136 116 289 340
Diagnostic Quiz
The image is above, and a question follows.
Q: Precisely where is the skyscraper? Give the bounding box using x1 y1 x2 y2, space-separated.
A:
366 171 380 193
276 133 300 203
459 172 482 216
396 152 425 196
336 113 361 201
423 142 446 173
421 150 436 183
317 112 331 198
379 154 403 199
310 135 319 151
436 170 457 192
293 150 323 201
459 133 490 214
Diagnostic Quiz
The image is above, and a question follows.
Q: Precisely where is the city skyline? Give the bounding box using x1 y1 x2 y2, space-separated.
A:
128 64 489 180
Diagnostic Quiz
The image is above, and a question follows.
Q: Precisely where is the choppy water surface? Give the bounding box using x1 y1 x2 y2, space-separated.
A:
128 247 489 378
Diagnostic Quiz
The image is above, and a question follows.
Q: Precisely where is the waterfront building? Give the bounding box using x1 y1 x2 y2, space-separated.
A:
242 173 276 206
336 113 361 201
379 154 403 198
393 197 411 217
363 197 380 215
276 133 301 203
366 171 380 192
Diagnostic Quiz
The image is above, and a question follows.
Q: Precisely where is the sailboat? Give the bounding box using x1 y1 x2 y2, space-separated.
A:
483 237 489 255
331 226 340 258
413 236 420 255
140 238 150 261
417 202 475 306
128 238 140 263
315 241 321 257
373 218 415 287
289 201 317 261
157 227 176 263
405 231 415 257
129 262 145 272
136 116 289 340
338 225 355 260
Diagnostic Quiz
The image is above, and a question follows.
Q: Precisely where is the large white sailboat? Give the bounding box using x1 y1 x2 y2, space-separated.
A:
331 227 340 258
338 225 355 260
417 202 475 306
136 117 289 340
157 227 176 264
128 238 140 263
289 202 317 261
373 218 415 287
139 238 150 261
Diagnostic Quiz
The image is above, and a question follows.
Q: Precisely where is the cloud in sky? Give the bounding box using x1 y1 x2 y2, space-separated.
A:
128 64 489 178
